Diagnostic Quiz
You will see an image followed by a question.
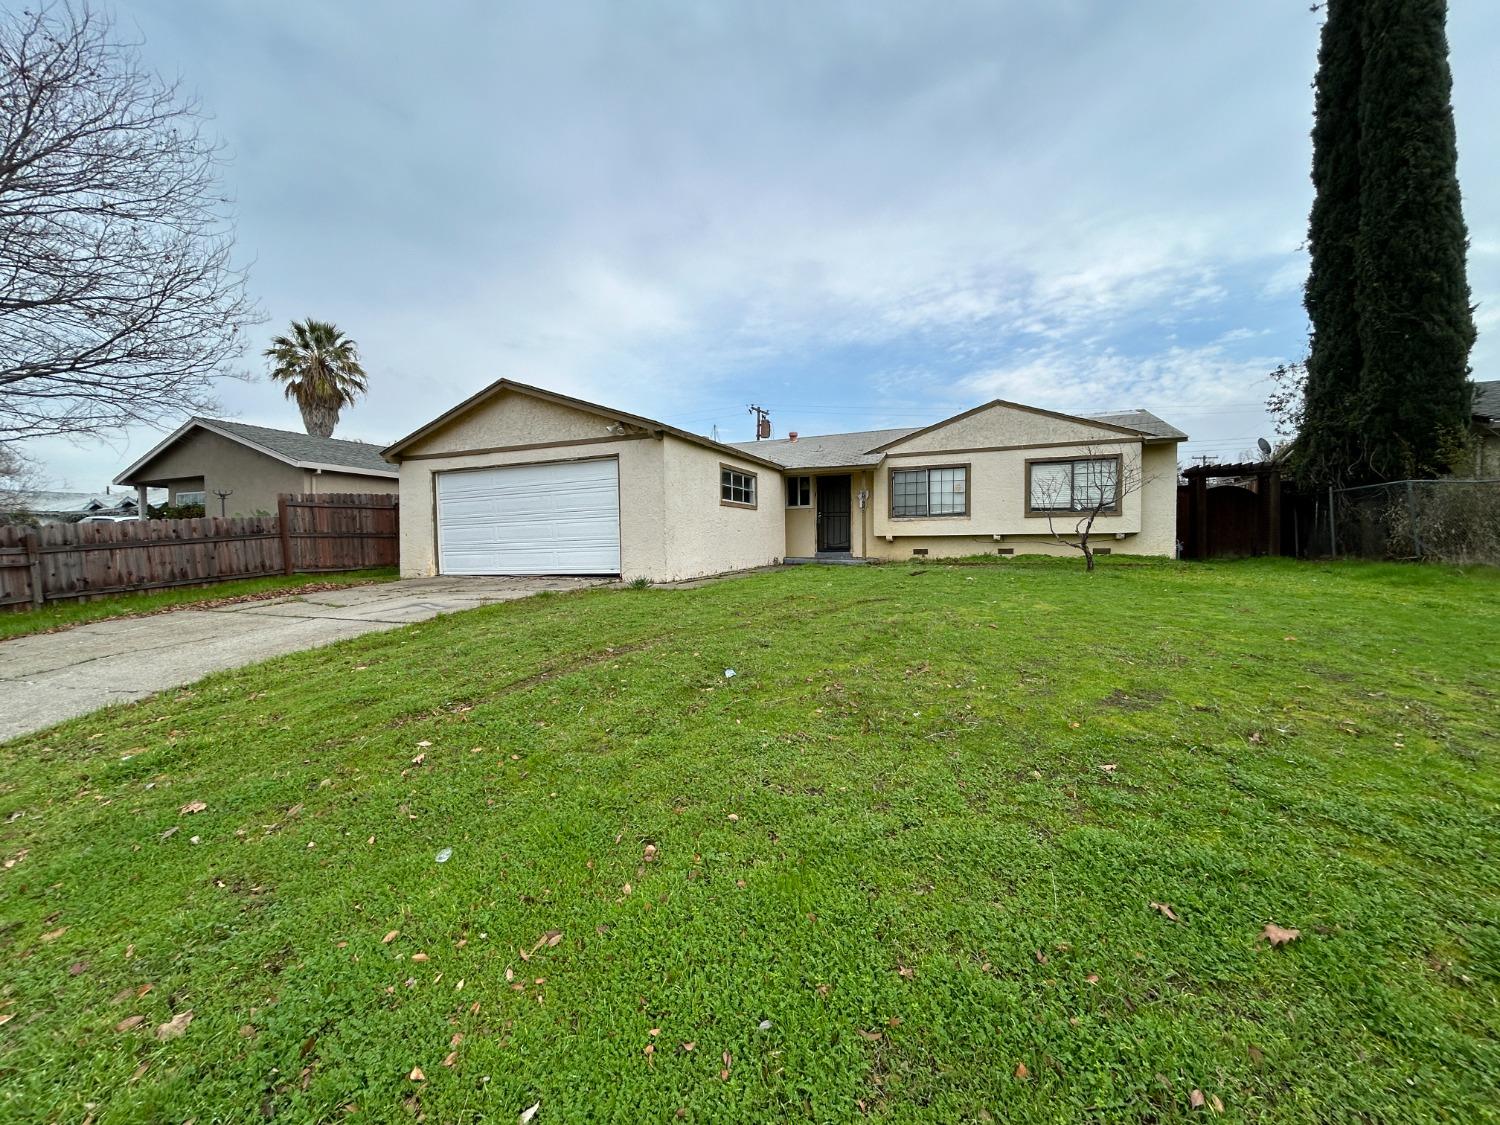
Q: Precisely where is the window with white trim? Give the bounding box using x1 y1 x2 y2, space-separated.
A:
720 466 757 507
1027 456 1120 513
890 466 968 517
786 475 811 507
175 490 206 506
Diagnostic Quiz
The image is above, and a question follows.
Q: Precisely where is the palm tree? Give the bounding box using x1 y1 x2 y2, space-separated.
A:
264 319 368 438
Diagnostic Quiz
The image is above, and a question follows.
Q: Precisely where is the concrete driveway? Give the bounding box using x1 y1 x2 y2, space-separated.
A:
0 577 602 743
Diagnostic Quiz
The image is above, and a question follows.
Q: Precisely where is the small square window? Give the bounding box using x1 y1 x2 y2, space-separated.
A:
786 475 812 507
720 466 757 507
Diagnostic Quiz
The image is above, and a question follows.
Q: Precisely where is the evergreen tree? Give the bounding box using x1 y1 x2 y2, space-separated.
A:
1299 0 1475 485
1301 0 1366 486
1352 0 1475 480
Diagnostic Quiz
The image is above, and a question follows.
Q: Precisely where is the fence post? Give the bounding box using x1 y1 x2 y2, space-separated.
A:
1327 486 1338 557
277 495 294 575
23 530 43 606
1406 479 1423 558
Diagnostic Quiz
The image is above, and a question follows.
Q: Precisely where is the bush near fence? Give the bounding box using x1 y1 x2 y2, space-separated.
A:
0 493 397 610
1332 480 1500 565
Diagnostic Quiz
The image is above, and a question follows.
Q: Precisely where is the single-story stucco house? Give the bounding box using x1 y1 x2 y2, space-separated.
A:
1470 379 1500 477
114 418 399 517
381 380 1186 582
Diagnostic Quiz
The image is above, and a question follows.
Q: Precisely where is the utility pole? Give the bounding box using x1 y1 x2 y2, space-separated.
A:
748 404 771 440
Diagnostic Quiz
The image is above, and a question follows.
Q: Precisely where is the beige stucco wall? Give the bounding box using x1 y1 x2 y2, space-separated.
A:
660 439 784 580
122 428 394 517
1471 427 1500 477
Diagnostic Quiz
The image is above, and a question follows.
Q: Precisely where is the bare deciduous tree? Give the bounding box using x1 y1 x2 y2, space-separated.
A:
1031 446 1152 571
0 441 44 519
0 2 258 444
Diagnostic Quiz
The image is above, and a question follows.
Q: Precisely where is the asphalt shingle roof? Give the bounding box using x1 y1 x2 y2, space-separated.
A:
1473 380 1500 420
727 407 1185 469
1083 410 1188 441
197 418 394 473
727 427 919 469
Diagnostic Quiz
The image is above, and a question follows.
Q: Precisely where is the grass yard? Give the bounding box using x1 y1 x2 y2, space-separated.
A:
0 558 1496 1123
0 569 398 642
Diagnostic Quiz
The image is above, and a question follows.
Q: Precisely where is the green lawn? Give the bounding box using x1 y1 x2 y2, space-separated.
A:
0 558 1496 1123
0 569 398 641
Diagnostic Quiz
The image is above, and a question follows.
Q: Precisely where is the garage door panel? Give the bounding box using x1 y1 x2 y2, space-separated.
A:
436 459 620 575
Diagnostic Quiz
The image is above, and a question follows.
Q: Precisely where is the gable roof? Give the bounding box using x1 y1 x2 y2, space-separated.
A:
381 378 787 470
114 417 398 485
1474 380 1500 421
865 398 1179 455
726 427 919 469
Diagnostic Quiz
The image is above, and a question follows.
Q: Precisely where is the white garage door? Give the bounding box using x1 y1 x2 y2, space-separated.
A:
436 458 621 575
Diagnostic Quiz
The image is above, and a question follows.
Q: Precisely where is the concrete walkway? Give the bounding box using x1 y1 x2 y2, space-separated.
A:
0 577 601 742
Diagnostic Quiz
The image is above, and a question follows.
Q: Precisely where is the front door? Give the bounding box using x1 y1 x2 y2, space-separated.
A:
816 475 852 552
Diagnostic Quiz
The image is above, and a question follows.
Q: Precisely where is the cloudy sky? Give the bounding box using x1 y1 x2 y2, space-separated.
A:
29 0 1500 490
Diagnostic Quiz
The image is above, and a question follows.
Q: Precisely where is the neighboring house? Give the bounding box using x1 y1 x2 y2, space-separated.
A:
4 489 165 524
1471 380 1500 477
381 380 1185 582
114 418 399 517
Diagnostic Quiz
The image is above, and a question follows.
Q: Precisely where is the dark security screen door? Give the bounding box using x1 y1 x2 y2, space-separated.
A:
817 475 852 551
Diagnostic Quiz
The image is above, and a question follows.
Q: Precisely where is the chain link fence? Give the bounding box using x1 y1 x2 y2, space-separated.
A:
1309 479 1500 564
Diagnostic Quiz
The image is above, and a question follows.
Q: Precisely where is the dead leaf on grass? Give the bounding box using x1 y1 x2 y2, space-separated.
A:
409 1066 425 1081
1260 923 1300 946
1149 901 1181 923
179 801 207 815
442 1051 458 1067
411 953 429 963
856 1029 882 1041
114 1015 145 1032
382 930 399 944
519 1103 541 1125
155 1011 193 1040
642 843 658 862
39 926 66 942
1014 1061 1029 1080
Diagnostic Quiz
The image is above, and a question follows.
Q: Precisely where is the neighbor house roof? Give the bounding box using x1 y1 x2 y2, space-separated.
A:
727 427 920 470
9 490 159 515
115 417 398 485
381 378 787 470
1473 380 1500 421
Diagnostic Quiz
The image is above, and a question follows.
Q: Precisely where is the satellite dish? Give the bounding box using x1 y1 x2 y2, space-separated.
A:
1257 437 1273 457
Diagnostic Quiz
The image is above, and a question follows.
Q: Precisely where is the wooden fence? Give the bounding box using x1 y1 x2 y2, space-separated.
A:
0 493 398 610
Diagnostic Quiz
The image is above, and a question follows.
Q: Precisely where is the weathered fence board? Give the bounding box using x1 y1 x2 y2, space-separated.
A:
0 493 398 609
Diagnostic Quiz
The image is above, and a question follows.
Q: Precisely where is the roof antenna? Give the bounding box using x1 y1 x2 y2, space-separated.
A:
748 404 772 440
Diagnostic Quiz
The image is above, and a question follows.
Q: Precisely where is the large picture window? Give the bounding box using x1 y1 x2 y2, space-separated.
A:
1026 455 1121 514
890 465 968 518
720 465 757 508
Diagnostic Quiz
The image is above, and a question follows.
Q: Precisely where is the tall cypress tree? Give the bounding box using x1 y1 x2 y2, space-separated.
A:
1299 0 1475 485
1352 0 1475 480
1301 0 1366 486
